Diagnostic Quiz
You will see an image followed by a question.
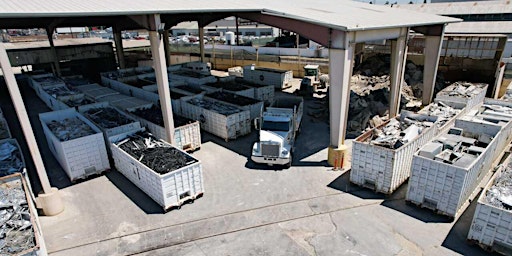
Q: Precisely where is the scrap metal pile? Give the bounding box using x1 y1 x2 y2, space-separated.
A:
47 117 95 141
83 107 133 129
310 54 445 138
207 91 259 106
43 86 82 98
436 81 486 98
130 106 194 127
0 178 35 254
485 163 512 210
419 102 460 128
366 117 432 149
187 98 242 116
62 98 94 108
0 141 23 177
205 82 248 91
117 132 197 174
33 76 62 84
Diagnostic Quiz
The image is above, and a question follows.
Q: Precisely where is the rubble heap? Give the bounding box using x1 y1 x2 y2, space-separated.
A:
365 117 433 149
187 98 242 116
0 178 36 254
0 141 24 177
47 117 95 141
418 102 460 128
117 132 197 174
436 81 487 98
83 107 134 129
485 163 512 210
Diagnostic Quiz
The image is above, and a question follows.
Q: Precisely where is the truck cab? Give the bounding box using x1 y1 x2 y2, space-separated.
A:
251 96 303 167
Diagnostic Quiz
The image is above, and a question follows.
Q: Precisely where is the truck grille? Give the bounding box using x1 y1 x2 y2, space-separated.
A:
261 143 280 157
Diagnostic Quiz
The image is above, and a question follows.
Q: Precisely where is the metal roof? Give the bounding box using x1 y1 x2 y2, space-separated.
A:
0 0 459 31
393 0 512 15
445 21 512 34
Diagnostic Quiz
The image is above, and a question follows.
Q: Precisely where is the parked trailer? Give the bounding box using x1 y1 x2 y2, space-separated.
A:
128 106 201 152
467 159 512 255
434 82 488 111
206 91 263 120
350 112 439 194
0 139 25 177
180 94 251 141
39 108 110 181
0 173 46 256
109 130 204 211
407 116 512 218
242 65 293 89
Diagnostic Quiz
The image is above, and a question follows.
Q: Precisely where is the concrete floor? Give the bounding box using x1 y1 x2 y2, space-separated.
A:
0 77 496 255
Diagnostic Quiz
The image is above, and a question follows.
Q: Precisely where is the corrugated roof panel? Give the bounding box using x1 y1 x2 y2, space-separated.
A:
393 0 512 15
0 0 460 31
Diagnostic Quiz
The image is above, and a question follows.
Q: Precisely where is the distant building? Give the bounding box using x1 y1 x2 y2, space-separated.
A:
171 17 279 38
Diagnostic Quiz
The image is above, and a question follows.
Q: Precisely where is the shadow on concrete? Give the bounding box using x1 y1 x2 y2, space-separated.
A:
105 170 163 214
441 192 500 256
327 170 454 223
0 77 74 192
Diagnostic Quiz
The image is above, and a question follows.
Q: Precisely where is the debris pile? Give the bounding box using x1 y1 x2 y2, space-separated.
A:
485 163 512 210
63 98 94 108
43 86 82 98
47 117 95 141
187 98 242 116
436 81 487 99
0 177 36 254
365 117 432 149
0 141 24 177
207 91 260 106
418 102 461 128
117 132 197 174
130 106 195 127
83 107 134 129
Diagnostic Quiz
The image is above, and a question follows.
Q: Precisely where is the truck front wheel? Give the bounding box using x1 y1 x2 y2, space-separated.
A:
286 154 292 168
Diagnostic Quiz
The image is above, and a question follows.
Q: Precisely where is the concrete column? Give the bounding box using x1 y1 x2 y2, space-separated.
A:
199 27 205 63
149 29 175 144
329 45 353 147
422 31 445 105
163 30 171 67
354 42 365 66
113 27 126 69
0 43 63 216
46 28 61 76
389 29 409 118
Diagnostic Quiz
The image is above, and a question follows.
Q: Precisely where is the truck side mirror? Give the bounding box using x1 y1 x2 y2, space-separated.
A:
254 118 260 130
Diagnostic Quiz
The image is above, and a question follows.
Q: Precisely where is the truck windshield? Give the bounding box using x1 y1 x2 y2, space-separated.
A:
262 120 290 131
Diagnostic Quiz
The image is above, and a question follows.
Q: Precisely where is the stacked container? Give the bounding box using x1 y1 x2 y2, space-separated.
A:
75 83 120 101
407 113 512 218
169 70 216 85
180 94 251 141
350 112 440 194
467 159 512 255
200 81 254 98
128 105 201 152
77 102 142 138
38 84 85 111
109 130 204 211
206 91 263 120
242 65 293 89
434 82 488 110
39 108 110 181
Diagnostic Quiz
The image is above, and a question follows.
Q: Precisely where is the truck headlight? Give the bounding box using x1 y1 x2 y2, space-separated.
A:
281 148 288 156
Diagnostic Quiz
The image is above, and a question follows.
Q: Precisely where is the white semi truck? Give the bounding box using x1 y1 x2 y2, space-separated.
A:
251 96 304 167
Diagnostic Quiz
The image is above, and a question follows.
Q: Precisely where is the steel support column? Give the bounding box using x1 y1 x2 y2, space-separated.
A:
389 28 409 118
149 15 175 145
163 30 171 67
46 28 61 76
0 43 63 215
422 31 445 105
329 32 353 147
199 26 205 63
113 27 126 69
